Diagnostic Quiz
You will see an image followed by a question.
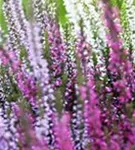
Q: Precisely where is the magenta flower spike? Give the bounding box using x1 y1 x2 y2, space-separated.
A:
47 19 66 88
81 75 108 150
55 112 74 150
76 32 91 80
12 103 49 150
102 0 134 104
0 49 37 109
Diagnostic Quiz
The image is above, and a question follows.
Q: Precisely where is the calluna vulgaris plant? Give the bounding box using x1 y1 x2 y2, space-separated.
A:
1 0 135 149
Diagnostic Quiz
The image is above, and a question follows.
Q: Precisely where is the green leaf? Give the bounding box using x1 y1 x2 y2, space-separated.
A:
57 0 68 26
0 0 7 33
117 0 124 9
22 0 33 21
92 52 98 66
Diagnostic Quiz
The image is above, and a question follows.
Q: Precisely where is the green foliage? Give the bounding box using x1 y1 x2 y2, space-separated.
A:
56 0 68 26
22 0 34 21
92 52 98 67
110 0 123 7
0 0 7 33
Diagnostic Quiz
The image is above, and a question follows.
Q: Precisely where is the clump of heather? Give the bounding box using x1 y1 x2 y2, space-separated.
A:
1 0 135 150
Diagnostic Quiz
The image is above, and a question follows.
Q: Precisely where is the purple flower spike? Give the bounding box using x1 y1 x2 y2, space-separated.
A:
47 20 66 87
102 1 134 104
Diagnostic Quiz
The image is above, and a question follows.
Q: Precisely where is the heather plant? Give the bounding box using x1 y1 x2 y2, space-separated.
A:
1 0 135 150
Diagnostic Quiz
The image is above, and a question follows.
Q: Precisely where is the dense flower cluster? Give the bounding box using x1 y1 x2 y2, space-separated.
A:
0 0 135 150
